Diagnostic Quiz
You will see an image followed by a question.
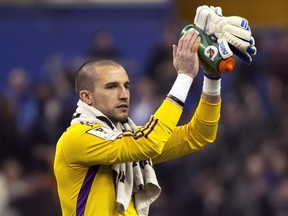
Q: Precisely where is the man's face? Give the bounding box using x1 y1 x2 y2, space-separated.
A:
90 65 130 124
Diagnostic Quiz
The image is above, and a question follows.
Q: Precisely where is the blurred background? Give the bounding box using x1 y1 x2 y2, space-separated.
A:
0 0 288 215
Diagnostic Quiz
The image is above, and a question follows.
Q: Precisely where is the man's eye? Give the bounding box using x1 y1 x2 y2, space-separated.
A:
125 85 130 90
107 85 116 89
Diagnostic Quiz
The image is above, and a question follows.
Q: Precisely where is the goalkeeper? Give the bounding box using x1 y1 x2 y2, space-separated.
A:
53 5 256 216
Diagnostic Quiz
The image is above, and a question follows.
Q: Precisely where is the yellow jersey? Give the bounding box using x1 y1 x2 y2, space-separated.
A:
54 98 220 216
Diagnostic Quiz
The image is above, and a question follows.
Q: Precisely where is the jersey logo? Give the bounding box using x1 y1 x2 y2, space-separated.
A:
87 127 122 140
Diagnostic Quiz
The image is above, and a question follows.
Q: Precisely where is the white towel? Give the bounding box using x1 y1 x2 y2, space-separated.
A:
71 100 161 216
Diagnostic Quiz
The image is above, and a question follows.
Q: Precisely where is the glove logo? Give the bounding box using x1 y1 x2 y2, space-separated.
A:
219 41 229 55
204 46 218 61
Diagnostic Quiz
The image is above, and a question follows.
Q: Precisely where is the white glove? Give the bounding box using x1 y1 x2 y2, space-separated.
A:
194 5 257 64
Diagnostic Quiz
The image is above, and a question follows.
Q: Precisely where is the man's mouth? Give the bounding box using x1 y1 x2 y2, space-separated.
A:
117 104 129 109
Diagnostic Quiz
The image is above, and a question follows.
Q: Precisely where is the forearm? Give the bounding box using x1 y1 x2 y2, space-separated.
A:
152 97 221 164
192 97 221 139
202 93 221 104
195 75 221 142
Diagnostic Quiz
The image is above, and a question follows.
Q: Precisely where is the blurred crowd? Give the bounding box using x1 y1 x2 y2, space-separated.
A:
0 23 288 216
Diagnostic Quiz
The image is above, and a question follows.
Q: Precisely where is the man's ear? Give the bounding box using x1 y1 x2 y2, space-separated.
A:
79 90 92 105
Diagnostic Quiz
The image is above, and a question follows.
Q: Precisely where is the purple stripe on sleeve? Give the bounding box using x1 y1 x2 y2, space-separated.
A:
121 117 154 140
121 118 158 140
144 119 158 138
134 117 154 137
76 165 100 216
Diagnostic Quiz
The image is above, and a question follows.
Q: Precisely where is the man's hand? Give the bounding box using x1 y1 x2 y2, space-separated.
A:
173 28 201 79
199 59 221 78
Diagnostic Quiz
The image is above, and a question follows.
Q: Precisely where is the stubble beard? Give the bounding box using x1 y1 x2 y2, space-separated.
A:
109 113 128 124
107 108 129 124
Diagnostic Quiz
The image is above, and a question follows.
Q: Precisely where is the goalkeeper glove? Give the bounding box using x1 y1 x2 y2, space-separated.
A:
194 5 257 64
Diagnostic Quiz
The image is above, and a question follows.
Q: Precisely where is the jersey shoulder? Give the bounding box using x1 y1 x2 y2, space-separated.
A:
68 122 122 141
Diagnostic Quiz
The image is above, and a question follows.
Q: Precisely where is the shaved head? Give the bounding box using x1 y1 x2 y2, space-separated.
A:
75 59 123 94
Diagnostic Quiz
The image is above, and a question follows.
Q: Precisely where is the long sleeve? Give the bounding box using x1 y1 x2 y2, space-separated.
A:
152 97 221 164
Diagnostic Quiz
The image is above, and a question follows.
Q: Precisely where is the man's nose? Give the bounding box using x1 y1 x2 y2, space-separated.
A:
119 86 129 99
